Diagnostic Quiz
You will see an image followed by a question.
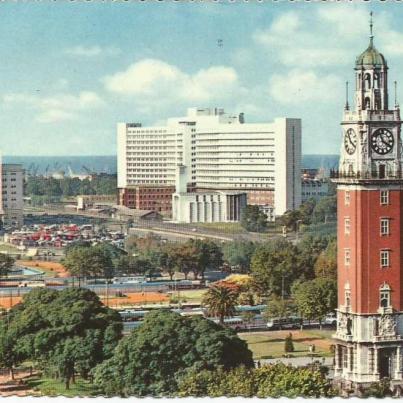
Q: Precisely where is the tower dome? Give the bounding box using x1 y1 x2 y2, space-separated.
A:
355 39 387 68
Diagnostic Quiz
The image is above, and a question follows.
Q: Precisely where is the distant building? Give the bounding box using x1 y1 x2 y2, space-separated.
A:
76 194 116 210
258 205 275 222
118 185 175 215
2 164 24 228
301 178 329 203
117 108 301 217
172 165 247 223
111 206 163 222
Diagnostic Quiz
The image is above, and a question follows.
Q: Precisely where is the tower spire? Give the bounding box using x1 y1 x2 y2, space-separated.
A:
369 11 374 46
345 81 349 111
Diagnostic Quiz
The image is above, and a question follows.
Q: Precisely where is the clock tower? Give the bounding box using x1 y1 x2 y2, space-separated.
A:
332 14 403 395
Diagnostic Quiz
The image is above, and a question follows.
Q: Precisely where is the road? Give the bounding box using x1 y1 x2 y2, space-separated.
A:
24 207 287 243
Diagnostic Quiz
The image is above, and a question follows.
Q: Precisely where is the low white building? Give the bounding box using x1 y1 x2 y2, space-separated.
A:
2 164 24 228
172 165 247 223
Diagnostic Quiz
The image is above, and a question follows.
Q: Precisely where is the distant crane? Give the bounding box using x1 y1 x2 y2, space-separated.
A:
82 165 94 175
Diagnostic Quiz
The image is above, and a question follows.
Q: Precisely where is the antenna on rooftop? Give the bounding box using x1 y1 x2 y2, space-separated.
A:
395 81 399 109
345 81 349 110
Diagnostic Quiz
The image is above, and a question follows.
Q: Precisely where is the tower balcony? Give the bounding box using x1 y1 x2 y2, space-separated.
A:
330 168 403 182
343 109 401 123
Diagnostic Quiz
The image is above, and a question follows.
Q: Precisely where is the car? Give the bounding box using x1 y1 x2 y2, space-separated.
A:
324 313 337 326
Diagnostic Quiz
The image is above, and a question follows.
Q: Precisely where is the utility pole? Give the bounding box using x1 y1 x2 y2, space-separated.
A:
105 278 109 308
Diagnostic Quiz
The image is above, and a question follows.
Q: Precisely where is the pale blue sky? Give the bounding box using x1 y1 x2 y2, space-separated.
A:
0 2 403 155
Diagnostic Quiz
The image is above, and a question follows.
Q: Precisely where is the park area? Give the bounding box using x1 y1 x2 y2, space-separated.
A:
239 329 334 360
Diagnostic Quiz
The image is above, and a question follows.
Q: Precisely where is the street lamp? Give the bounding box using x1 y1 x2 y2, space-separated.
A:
295 220 303 242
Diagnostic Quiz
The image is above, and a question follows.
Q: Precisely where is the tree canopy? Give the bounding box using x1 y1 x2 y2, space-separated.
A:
0 288 122 388
250 238 298 297
222 240 257 273
0 254 15 278
240 205 268 233
292 278 337 325
177 363 335 397
93 310 253 396
62 244 117 281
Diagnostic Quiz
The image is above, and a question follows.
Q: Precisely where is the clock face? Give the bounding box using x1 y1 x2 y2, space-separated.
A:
370 128 394 155
344 128 357 155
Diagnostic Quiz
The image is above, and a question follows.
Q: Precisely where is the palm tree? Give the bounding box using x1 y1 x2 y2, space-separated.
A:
202 282 239 325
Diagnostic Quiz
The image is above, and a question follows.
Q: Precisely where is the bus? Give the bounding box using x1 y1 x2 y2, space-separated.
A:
266 316 302 330
112 276 146 284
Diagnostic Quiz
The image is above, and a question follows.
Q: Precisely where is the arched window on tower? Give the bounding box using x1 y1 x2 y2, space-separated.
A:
365 73 371 90
364 97 371 110
379 283 391 309
374 73 380 89
345 283 351 309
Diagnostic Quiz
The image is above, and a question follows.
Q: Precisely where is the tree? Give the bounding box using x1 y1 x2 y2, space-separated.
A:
222 241 257 273
314 239 337 280
240 205 267 233
62 245 114 284
225 274 260 306
311 196 337 224
250 238 298 297
187 239 223 279
295 234 332 281
158 246 177 280
0 254 15 278
170 243 197 280
263 295 294 323
292 278 337 328
0 288 122 388
92 310 253 396
284 333 294 353
202 282 239 325
177 364 335 397
279 210 302 231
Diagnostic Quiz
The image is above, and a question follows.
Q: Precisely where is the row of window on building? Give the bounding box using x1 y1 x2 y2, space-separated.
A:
344 283 391 310
344 190 390 205
344 249 391 268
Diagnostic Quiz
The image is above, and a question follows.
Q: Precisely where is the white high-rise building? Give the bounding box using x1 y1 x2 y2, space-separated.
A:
2 164 24 228
117 108 301 216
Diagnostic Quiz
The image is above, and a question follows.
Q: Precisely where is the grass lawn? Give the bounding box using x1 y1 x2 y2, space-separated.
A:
177 289 207 303
239 329 334 360
0 243 22 254
26 375 100 397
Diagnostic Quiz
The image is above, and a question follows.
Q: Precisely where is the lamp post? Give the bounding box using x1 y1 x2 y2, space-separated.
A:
296 220 303 242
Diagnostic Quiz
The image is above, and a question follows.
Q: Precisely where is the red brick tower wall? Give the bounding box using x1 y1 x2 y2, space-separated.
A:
337 188 403 314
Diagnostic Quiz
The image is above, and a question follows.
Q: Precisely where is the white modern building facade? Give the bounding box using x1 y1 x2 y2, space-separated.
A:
117 108 302 217
172 164 247 223
2 164 24 228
